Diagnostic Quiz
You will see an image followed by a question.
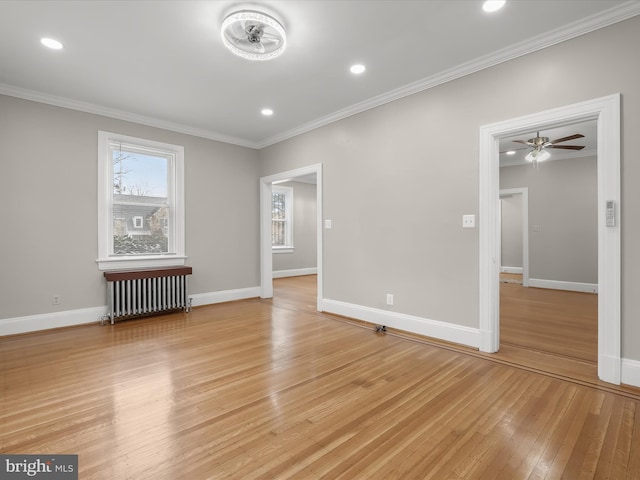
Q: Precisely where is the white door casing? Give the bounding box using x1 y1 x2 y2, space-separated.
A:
259 164 323 311
479 94 621 384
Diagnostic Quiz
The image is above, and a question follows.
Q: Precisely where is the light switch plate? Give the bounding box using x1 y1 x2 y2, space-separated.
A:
462 214 475 228
324 219 332 229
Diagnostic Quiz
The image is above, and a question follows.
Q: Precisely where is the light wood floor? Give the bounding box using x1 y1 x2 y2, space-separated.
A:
2 276 640 479
501 276 597 363
499 280 599 383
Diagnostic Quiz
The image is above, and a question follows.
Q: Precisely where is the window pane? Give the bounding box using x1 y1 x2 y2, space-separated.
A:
112 205 169 255
113 149 168 198
272 220 285 246
272 192 286 246
272 192 285 219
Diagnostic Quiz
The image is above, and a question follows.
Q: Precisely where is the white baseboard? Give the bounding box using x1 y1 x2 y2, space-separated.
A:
501 266 523 274
273 267 317 279
599 354 622 385
0 286 262 337
0 306 107 337
322 299 479 349
529 278 598 294
189 286 261 307
622 358 640 388
5 292 635 388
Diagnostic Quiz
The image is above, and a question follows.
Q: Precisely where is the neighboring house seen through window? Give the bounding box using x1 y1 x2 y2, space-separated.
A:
97 131 185 270
272 185 293 252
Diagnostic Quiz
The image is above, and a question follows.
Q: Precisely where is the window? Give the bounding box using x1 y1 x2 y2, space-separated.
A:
272 185 293 252
132 216 144 229
97 131 185 270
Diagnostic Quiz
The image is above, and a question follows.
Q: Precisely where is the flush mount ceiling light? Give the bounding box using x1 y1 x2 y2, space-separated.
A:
221 10 286 61
482 0 506 13
41 37 63 50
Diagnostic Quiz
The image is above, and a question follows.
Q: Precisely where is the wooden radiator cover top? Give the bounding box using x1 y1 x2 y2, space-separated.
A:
104 266 192 282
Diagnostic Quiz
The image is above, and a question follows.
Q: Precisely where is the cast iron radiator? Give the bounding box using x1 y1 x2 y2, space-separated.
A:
103 266 192 324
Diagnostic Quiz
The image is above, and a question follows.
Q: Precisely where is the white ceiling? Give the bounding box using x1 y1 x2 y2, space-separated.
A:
1 1 638 149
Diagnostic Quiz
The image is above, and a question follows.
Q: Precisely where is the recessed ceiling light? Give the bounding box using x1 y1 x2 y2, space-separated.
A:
506 150 516 155
41 37 63 50
350 64 366 75
261 108 274 116
482 0 506 13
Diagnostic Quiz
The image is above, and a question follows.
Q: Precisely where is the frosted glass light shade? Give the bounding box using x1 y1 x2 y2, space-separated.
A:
525 149 550 162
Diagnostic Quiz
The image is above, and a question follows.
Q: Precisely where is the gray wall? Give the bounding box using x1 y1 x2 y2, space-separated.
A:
501 157 597 284
273 181 317 273
259 16 640 359
500 195 523 270
0 95 260 320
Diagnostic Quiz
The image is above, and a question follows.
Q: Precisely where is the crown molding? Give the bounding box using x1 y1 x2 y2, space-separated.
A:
0 83 260 149
256 1 640 148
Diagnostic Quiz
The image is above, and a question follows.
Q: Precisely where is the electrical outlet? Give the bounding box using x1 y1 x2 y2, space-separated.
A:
52 295 61 305
462 214 476 228
386 293 394 306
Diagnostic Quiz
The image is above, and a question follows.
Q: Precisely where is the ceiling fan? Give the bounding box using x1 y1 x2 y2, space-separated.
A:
221 10 287 61
511 131 585 166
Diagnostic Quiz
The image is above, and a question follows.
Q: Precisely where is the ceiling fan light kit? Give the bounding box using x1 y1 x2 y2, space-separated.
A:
221 10 286 61
525 148 551 163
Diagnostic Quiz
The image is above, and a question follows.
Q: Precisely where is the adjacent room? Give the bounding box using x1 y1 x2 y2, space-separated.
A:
498 121 599 380
2 1 640 478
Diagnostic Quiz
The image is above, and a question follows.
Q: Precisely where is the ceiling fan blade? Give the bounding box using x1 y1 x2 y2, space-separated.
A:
547 145 585 150
512 140 532 145
550 134 584 144
230 37 247 47
241 20 259 33
227 24 247 41
260 37 280 46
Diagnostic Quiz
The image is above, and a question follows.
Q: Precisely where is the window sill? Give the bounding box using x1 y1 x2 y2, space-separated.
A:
97 255 187 272
272 247 294 254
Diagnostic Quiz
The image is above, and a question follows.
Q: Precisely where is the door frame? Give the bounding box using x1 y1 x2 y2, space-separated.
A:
479 94 621 384
499 188 529 287
260 163 323 311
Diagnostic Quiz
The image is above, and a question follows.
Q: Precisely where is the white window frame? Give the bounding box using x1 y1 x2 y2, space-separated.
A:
272 185 294 253
97 131 186 271
132 216 144 229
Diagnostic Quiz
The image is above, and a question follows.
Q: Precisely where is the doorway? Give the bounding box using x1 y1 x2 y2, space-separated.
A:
259 164 323 311
479 94 621 385
499 126 598 367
